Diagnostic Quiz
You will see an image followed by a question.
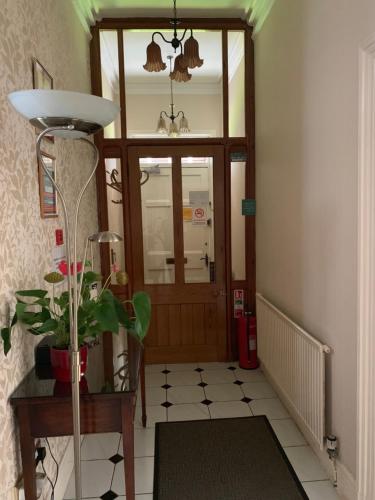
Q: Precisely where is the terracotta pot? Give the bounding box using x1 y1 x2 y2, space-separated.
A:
50 345 88 383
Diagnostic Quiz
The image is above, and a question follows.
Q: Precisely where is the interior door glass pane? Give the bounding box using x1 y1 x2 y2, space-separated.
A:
100 30 121 138
139 157 175 284
181 157 215 283
105 159 125 284
231 158 246 280
228 31 245 137
123 30 223 139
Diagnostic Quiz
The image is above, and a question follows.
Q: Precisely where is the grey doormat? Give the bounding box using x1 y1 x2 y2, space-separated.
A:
154 416 308 500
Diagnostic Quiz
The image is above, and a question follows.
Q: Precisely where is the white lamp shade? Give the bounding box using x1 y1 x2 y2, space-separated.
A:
8 89 120 138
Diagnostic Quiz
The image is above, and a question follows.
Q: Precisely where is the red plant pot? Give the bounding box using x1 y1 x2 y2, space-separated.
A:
50 345 88 383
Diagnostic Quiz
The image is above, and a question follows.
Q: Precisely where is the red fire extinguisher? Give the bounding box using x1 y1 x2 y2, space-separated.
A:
237 312 259 370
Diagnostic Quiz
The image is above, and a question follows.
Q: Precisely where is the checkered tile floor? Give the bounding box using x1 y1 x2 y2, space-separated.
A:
63 362 340 500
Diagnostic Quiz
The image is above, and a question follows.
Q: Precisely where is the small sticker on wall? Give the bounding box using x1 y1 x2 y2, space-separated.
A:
183 207 193 221
192 206 208 225
189 190 210 206
242 199 256 216
234 289 244 318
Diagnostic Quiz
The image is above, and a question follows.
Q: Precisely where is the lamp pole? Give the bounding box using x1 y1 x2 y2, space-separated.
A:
36 126 99 500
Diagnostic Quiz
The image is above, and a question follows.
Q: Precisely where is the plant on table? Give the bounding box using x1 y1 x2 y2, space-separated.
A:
1 265 151 356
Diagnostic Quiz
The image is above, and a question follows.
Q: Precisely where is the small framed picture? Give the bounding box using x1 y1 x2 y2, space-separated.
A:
32 57 53 90
32 57 54 143
38 152 58 218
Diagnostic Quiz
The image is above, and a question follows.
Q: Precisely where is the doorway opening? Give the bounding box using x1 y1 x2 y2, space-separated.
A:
90 18 255 363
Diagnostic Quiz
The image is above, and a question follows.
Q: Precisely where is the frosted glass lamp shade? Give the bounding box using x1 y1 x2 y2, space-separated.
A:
179 115 190 133
168 121 179 137
8 90 120 138
156 115 168 134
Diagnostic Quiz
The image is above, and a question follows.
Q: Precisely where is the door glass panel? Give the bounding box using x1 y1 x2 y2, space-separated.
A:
105 159 125 284
231 156 246 280
139 157 175 284
100 30 121 138
123 30 223 138
181 157 215 283
228 31 245 137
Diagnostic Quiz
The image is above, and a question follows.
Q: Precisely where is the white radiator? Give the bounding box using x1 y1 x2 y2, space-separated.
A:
256 293 331 450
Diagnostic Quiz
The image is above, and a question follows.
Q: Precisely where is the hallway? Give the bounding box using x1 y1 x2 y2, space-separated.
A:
63 362 339 500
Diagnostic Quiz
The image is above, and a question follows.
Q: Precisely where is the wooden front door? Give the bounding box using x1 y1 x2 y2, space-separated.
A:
128 145 227 364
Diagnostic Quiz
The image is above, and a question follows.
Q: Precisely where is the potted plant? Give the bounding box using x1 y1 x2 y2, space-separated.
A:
1 267 151 382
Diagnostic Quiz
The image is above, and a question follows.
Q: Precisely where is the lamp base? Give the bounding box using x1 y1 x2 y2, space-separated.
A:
31 116 102 138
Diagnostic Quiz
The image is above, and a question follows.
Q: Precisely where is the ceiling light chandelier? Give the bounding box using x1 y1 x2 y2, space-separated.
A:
143 0 203 82
156 56 190 136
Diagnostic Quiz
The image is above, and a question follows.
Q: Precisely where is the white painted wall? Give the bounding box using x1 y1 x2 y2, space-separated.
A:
255 0 375 478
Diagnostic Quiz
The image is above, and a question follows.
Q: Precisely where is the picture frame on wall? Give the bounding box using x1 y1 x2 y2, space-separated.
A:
38 152 58 219
32 57 54 143
32 57 53 90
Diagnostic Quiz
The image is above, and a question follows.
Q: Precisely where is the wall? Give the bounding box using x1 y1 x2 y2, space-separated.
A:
0 1 96 498
255 0 375 479
125 93 223 137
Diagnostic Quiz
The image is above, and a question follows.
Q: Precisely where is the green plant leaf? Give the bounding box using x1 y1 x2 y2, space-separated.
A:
83 271 102 286
1 308 24 355
113 296 132 329
132 291 151 341
93 300 119 334
16 289 48 299
15 302 27 320
32 318 58 334
54 291 69 309
86 322 103 338
1 328 11 355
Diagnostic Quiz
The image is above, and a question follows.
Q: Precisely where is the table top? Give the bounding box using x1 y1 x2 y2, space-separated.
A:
10 333 142 402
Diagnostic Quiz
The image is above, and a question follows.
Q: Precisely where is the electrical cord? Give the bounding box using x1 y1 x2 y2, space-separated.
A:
43 438 59 500
41 460 55 500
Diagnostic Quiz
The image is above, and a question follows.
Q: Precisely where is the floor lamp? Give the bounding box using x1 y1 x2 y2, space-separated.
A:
8 89 120 500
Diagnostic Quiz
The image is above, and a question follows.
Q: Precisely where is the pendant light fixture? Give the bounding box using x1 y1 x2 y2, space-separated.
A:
156 56 190 136
143 0 203 82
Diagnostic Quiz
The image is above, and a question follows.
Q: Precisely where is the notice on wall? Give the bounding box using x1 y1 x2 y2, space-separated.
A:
189 190 210 207
183 207 193 221
192 206 208 225
52 244 66 272
242 199 256 216
233 289 245 318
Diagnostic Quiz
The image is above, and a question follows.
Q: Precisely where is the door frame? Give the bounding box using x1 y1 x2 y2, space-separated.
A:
357 33 375 500
90 17 256 360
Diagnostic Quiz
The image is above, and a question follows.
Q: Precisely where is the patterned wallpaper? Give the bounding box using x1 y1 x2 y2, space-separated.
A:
0 1 99 498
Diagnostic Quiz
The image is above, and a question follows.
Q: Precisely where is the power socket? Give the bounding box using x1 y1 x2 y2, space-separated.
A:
17 472 45 500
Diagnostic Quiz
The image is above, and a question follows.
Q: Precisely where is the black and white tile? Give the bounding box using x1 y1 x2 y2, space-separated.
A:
64 362 339 499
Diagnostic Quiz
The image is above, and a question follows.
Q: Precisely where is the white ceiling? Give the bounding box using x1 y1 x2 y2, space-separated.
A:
72 0 275 35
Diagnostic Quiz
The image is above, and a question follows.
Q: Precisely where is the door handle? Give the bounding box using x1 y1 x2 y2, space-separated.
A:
200 253 209 267
213 289 226 297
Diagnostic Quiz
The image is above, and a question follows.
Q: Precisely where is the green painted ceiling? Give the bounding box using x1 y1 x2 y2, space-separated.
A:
73 0 274 34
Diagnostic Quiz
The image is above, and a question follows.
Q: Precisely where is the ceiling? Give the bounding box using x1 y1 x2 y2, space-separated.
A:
72 0 275 35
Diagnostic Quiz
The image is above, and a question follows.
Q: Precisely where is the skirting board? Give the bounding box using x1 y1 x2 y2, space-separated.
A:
261 362 357 500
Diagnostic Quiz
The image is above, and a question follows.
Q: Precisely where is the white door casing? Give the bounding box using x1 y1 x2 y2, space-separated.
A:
357 33 375 500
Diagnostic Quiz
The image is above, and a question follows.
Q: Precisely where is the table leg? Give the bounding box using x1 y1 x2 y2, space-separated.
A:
18 406 37 500
121 398 135 500
140 353 147 427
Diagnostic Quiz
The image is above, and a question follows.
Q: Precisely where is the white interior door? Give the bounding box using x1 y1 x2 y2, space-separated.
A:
140 158 175 284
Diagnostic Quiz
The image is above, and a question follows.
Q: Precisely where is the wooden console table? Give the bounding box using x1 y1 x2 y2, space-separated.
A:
10 335 146 500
